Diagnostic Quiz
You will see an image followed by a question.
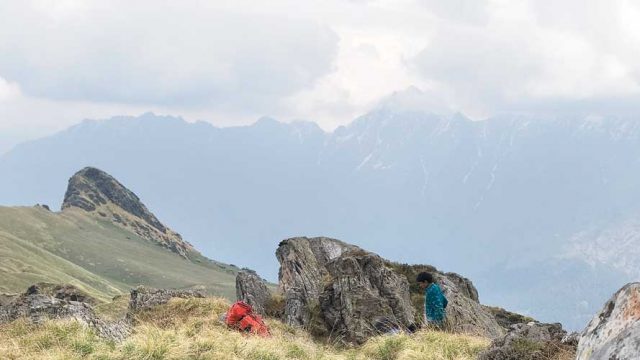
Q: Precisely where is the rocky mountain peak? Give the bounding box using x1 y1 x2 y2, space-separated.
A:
62 167 194 258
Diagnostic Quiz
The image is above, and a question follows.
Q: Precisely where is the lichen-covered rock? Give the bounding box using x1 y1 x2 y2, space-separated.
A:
25 282 97 305
484 306 535 329
389 263 505 338
276 236 518 343
128 286 205 312
0 284 130 342
437 273 504 338
236 269 272 315
444 272 479 302
562 332 580 347
576 282 640 360
276 237 359 327
62 167 194 258
0 293 17 307
319 252 415 344
479 322 573 360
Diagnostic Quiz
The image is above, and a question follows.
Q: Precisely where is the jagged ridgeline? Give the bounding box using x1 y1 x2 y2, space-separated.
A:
0 167 238 302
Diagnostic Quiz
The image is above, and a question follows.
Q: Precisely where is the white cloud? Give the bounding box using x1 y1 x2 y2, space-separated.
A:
2 0 640 150
0 77 21 102
411 0 640 118
0 1 338 111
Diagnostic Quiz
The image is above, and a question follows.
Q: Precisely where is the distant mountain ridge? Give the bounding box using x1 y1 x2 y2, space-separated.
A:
1 110 639 329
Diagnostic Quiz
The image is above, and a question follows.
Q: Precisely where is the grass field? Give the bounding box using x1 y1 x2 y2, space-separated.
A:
0 297 490 360
0 206 238 301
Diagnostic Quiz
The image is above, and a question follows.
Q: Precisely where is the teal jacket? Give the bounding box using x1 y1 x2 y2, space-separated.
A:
425 283 448 324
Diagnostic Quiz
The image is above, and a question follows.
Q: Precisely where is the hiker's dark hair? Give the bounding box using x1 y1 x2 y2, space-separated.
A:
416 272 434 284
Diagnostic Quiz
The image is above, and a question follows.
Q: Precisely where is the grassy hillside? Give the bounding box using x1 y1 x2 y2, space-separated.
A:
0 297 490 360
0 206 237 301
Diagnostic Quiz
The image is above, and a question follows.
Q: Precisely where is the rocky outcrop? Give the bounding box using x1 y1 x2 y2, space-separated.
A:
576 282 640 359
128 286 206 312
25 282 97 305
387 263 505 338
440 274 504 338
320 251 415 343
276 237 506 343
479 322 574 360
61 167 194 258
0 284 213 342
0 284 130 342
236 269 272 315
484 306 535 329
276 237 359 327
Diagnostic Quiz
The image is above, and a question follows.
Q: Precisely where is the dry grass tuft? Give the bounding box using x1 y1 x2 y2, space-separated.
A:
0 297 490 360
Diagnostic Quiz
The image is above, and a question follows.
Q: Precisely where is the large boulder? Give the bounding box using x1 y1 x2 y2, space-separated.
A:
479 322 573 360
276 237 359 327
276 236 505 343
236 269 272 315
320 251 415 343
437 273 504 338
387 263 505 338
0 284 129 342
128 286 205 312
576 282 640 359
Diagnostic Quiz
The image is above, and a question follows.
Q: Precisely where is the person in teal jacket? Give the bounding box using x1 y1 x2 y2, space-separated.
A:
416 272 448 329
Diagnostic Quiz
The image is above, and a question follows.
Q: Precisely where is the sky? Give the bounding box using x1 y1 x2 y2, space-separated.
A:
1 0 640 153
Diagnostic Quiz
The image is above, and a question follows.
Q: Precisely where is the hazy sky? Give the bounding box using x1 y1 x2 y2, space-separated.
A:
1 0 640 153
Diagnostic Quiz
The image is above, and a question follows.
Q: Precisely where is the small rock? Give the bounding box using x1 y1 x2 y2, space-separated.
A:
34 204 51 211
128 286 205 312
236 269 272 315
26 282 97 305
562 332 580 347
479 322 573 360
0 284 130 342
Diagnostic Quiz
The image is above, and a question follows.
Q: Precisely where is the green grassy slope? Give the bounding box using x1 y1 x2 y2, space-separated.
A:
0 206 237 302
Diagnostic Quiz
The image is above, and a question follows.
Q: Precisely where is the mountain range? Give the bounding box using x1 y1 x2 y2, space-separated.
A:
1 110 639 330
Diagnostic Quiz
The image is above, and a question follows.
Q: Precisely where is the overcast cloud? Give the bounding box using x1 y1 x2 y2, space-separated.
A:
1 0 640 152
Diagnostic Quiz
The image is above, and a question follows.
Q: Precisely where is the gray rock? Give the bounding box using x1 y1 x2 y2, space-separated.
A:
276 236 504 343
436 273 504 338
484 306 535 330
444 272 479 302
319 251 415 344
576 282 640 360
382 263 505 338
128 285 205 312
0 293 18 307
276 237 359 327
236 269 272 315
0 284 130 342
562 332 580 347
25 282 97 305
479 322 571 360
